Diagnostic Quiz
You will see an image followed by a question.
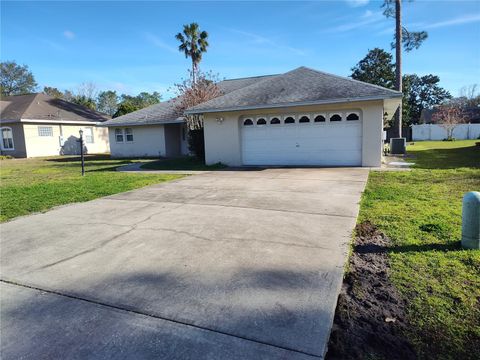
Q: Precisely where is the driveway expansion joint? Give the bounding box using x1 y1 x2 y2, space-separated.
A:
0 279 323 359
103 198 358 219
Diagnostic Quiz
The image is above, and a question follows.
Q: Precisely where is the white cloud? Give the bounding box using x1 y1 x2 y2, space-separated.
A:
230 29 307 56
41 39 65 51
63 30 75 40
144 32 177 53
327 10 384 33
346 0 369 8
422 14 480 29
362 10 373 18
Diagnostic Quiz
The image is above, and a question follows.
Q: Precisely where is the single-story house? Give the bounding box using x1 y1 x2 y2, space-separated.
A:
103 67 402 167
0 93 110 158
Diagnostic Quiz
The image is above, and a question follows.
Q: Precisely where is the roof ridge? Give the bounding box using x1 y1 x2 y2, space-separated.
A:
300 66 402 94
18 93 42 118
221 73 279 82
188 70 288 111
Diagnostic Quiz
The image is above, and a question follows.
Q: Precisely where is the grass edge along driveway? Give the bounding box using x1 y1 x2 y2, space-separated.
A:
359 140 480 359
0 155 183 222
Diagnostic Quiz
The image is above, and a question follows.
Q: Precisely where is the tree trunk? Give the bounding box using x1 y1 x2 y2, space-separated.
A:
192 61 196 85
394 0 403 138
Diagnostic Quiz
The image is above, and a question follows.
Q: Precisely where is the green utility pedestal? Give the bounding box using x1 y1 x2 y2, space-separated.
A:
461 191 480 250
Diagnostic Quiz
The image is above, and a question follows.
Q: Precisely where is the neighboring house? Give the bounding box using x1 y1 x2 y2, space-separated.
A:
0 93 109 158
421 107 480 124
104 67 402 167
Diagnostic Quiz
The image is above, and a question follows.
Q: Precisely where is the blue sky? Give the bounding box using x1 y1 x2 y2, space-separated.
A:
1 0 479 99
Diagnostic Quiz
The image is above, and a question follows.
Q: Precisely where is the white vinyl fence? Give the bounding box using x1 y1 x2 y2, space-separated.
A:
412 124 480 141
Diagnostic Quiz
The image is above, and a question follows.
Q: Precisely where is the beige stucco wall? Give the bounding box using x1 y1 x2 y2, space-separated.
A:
0 122 27 157
109 125 166 158
203 99 390 167
22 122 109 157
60 124 109 155
23 123 62 157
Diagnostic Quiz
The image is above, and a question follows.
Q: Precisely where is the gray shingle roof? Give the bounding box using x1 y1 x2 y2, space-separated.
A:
101 98 183 127
187 67 402 113
0 93 109 123
102 67 401 126
102 74 275 127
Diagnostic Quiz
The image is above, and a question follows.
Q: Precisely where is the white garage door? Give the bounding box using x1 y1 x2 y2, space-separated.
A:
241 113 362 166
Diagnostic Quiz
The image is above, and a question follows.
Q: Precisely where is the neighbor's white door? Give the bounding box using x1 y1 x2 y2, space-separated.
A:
241 115 362 166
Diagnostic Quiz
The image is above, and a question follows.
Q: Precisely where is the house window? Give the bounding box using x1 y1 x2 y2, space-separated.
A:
284 116 295 124
125 128 134 142
243 119 253 126
115 128 124 142
270 117 280 124
330 114 342 122
84 127 94 143
257 118 267 125
347 113 360 121
314 115 326 122
299 116 310 123
1 127 14 150
38 126 53 137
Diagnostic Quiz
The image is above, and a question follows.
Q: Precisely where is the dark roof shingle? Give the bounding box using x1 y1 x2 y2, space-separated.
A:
0 93 109 123
187 67 402 113
102 75 275 127
102 67 401 126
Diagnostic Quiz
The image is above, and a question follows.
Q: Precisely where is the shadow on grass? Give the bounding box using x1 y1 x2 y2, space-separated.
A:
409 145 480 169
85 166 125 173
140 157 227 171
46 154 113 162
354 241 462 254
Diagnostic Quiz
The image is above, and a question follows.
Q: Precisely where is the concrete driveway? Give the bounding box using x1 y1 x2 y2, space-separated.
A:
0 168 368 359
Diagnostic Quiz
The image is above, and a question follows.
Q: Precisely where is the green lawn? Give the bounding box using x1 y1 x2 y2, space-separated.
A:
360 140 480 359
141 156 226 171
0 155 183 222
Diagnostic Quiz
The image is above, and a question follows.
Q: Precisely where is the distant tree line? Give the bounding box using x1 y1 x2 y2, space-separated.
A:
1 61 161 118
350 48 479 126
43 83 161 118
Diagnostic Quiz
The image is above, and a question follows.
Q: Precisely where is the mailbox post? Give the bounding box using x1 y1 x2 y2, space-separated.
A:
79 129 85 176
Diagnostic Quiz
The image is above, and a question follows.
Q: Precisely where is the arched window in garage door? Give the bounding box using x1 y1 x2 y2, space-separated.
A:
256 118 267 125
330 114 342 122
243 119 254 126
347 113 360 121
270 117 281 125
284 116 295 124
299 116 310 123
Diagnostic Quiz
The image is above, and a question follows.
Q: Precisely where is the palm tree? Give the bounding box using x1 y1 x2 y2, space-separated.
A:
175 23 209 85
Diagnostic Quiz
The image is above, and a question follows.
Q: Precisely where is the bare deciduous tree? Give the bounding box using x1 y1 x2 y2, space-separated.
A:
76 82 98 100
173 70 223 130
459 84 480 107
432 105 466 140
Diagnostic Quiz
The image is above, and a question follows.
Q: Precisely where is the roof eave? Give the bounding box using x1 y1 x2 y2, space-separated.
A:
100 118 185 127
185 94 402 115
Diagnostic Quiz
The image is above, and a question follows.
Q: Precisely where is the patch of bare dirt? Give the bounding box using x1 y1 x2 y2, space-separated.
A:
326 221 416 360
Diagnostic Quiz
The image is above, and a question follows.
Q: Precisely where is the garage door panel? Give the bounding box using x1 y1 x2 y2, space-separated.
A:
242 120 363 166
